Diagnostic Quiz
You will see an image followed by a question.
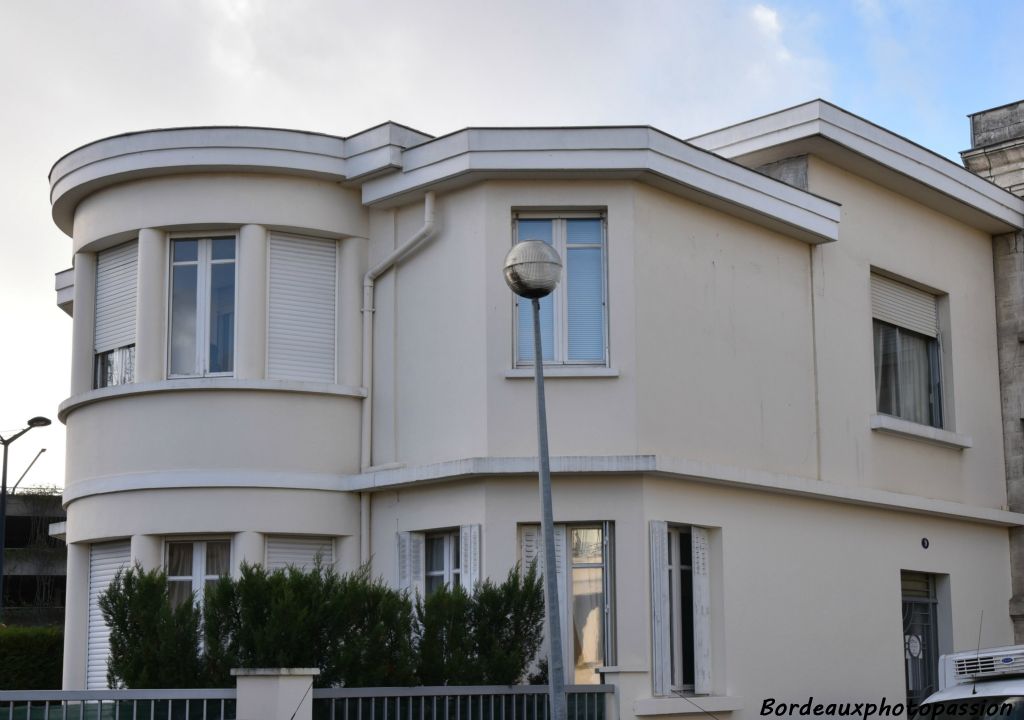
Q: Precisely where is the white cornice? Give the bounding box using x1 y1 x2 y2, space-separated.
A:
689 100 1024 233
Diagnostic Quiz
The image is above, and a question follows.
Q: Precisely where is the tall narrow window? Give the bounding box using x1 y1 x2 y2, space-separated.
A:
514 214 607 366
425 531 461 596
871 273 943 428
902 571 940 711
169 237 236 377
166 539 231 608
94 241 138 388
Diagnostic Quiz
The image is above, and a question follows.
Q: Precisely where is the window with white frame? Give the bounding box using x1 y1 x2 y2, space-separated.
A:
166 539 231 608
871 273 943 428
519 522 616 685
94 241 138 389
513 213 607 366
169 236 236 377
397 525 481 597
650 522 711 696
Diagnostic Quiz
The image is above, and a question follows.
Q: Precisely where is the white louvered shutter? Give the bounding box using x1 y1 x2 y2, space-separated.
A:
265 536 334 571
520 524 569 680
871 274 937 337
268 235 337 382
691 527 712 695
649 521 670 696
87 540 130 689
94 242 138 353
459 524 481 590
396 532 425 596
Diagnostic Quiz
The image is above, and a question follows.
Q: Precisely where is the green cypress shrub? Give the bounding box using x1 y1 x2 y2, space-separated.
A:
415 582 477 684
0 626 63 689
470 563 545 684
99 564 203 688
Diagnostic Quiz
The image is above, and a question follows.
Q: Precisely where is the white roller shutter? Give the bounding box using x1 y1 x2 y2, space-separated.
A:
94 242 138 353
87 540 130 689
649 521 670 696
871 273 937 337
268 234 337 382
265 536 334 571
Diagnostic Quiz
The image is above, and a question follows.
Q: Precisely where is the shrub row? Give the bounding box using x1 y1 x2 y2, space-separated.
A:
100 562 544 689
0 625 63 689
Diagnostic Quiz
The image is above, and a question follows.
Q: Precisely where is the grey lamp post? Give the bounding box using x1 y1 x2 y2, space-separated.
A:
503 240 567 720
0 415 51 623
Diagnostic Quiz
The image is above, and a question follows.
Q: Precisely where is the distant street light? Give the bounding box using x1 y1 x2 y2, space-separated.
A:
503 240 567 720
0 416 51 623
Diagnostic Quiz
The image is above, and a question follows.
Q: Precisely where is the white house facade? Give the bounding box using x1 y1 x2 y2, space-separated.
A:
48 102 1024 718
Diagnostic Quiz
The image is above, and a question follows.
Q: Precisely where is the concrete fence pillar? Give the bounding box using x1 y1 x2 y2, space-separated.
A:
231 668 320 720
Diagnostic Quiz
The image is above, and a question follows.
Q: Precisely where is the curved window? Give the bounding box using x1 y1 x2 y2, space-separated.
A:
169 237 235 377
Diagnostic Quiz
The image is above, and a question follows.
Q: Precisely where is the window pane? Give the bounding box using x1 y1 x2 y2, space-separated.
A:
169 580 193 609
452 534 461 570
170 264 198 375
208 261 235 373
567 246 604 362
426 574 444 596
571 528 603 564
873 321 899 416
206 541 230 577
572 567 603 684
517 219 553 244
167 542 193 577
425 537 445 574
211 238 235 261
898 331 932 426
566 218 601 245
517 295 555 364
173 240 198 263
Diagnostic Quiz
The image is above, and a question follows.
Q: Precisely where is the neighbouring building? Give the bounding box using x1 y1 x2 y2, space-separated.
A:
47 101 1024 717
961 100 1024 643
3 490 67 625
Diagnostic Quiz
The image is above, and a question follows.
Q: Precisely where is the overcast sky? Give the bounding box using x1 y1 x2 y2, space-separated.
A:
1 0 1021 489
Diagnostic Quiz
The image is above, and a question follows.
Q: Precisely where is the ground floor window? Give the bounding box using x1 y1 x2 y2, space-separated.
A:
425 531 462 596
519 522 616 684
902 570 940 710
650 521 711 696
398 525 481 597
166 539 230 608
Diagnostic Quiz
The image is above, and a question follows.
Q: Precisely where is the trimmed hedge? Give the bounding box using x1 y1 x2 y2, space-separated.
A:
0 626 63 689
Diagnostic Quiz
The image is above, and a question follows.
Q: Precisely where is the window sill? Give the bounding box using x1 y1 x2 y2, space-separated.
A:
634 696 744 716
505 367 620 379
869 414 972 450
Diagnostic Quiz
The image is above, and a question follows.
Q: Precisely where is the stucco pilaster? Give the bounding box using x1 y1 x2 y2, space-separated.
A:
233 531 265 576
135 228 168 383
62 542 89 689
338 236 367 387
236 224 268 380
70 252 96 396
130 534 162 570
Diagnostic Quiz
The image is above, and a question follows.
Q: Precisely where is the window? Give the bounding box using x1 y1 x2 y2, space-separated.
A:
169 237 236 377
514 214 607 366
94 241 138 388
650 522 711 696
166 539 230 608
871 273 943 428
902 571 940 710
265 536 334 572
519 522 616 685
397 525 481 596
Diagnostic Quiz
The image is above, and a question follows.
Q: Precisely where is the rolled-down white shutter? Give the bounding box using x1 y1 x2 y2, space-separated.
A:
265 536 334 571
268 234 337 382
649 521 670 696
94 242 138 353
871 273 937 337
87 540 130 689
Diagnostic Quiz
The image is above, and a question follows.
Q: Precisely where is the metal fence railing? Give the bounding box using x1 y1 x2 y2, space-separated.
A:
0 690 237 720
311 685 613 720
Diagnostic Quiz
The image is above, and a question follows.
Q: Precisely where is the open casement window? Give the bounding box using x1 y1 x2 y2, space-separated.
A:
94 241 138 388
650 521 711 696
513 213 608 367
265 536 334 572
520 522 616 685
398 525 481 597
166 539 231 608
169 236 236 378
871 273 943 428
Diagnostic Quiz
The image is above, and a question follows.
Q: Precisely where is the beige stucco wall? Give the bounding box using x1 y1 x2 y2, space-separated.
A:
807 157 1007 507
370 474 1013 720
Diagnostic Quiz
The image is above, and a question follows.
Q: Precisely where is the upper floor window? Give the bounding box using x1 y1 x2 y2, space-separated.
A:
169 237 236 377
514 214 607 367
94 241 138 388
871 273 943 428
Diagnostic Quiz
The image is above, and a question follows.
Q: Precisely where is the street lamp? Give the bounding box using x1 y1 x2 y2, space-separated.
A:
503 240 567 720
0 416 51 623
